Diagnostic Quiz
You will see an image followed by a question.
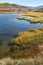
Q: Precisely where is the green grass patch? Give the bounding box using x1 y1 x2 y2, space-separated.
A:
0 3 11 8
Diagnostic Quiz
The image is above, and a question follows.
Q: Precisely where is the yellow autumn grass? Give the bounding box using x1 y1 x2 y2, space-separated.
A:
23 12 43 17
17 12 43 23
12 27 43 45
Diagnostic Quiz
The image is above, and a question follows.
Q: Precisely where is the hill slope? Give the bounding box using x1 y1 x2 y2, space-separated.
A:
0 3 43 13
0 3 31 13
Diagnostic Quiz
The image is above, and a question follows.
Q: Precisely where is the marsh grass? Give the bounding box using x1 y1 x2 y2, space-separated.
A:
0 28 43 59
17 12 43 23
12 28 43 45
10 28 43 58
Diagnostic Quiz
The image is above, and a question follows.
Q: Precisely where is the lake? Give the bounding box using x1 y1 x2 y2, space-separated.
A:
0 14 43 40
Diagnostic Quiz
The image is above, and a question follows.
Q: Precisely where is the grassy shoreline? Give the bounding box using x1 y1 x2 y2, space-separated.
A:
0 28 43 65
0 28 43 59
17 12 43 23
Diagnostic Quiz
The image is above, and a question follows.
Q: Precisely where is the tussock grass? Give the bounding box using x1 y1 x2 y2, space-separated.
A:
12 28 43 45
10 28 43 58
0 28 43 59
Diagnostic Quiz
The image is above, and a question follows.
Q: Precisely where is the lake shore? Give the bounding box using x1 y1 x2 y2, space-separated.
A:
0 28 43 59
17 12 43 23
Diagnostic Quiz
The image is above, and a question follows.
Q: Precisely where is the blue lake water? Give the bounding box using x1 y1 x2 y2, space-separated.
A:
0 14 43 40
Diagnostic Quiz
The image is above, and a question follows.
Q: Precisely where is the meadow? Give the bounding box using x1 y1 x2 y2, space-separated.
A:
17 12 43 23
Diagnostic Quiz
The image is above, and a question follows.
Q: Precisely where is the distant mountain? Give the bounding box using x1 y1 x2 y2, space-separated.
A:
32 5 43 12
27 5 43 9
36 5 43 9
